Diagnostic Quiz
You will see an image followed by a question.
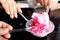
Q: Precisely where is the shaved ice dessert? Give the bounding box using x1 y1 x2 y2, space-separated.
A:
28 12 55 37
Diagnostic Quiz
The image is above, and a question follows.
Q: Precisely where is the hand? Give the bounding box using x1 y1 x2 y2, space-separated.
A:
0 0 22 19
0 21 13 40
36 0 60 11
36 0 50 8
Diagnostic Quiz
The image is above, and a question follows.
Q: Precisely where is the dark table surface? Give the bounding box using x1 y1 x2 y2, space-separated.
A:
0 8 60 40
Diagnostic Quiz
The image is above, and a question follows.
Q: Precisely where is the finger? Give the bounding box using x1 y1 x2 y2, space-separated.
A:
0 21 12 35
0 28 8 35
2 22 8 28
17 6 22 14
40 0 44 6
3 33 11 39
13 5 17 18
0 36 8 40
47 0 51 8
43 0 49 8
14 1 22 13
7 0 14 19
6 24 13 30
12 1 18 18
43 0 46 7
0 21 8 28
36 0 40 3
1 0 10 15
37 0 44 6
2 22 13 30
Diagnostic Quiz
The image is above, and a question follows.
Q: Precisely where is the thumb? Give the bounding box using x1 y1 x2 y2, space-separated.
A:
0 28 9 35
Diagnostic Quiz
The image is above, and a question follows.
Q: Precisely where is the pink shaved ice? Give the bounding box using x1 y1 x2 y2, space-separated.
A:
29 12 55 37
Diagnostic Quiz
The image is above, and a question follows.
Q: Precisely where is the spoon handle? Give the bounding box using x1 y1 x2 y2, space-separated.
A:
19 13 28 22
10 28 26 33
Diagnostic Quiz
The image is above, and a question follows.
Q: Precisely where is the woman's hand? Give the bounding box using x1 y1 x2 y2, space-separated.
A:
36 0 60 11
0 21 13 40
0 0 22 19
36 0 50 8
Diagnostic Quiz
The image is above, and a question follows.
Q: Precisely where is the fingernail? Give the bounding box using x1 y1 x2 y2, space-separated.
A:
10 26 13 30
4 34 11 39
8 34 11 38
7 11 10 14
19 9 22 13
11 16 13 19
37 3 40 6
15 14 18 18
10 15 13 19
